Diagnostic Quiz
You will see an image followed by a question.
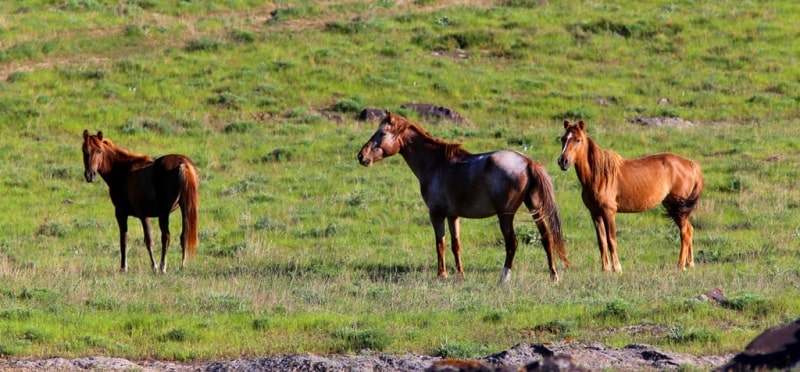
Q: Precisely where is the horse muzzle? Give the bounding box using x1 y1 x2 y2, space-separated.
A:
84 170 96 182
357 152 372 167
557 156 571 171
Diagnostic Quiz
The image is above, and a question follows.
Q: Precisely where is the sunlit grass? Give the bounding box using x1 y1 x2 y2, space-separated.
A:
0 0 798 362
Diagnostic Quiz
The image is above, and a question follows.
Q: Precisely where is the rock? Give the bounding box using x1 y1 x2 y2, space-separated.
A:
400 103 470 124
357 108 387 122
717 318 800 371
697 287 728 305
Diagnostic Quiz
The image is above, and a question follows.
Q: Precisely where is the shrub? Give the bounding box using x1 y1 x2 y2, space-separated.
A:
0 307 32 320
723 294 773 316
598 298 631 321
533 320 577 335
160 328 191 342
224 121 256 133
332 98 363 113
432 339 487 359
667 327 720 344
185 38 222 52
332 327 392 352
230 29 255 43
252 317 272 331
482 309 509 324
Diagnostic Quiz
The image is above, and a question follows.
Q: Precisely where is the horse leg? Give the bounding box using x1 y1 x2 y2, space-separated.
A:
675 215 694 270
591 213 611 272
498 214 517 284
158 216 171 273
115 213 129 272
430 213 448 278
533 212 558 282
604 213 622 273
139 218 157 272
447 216 464 279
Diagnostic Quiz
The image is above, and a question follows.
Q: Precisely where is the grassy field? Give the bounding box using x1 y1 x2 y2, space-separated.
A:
0 0 798 363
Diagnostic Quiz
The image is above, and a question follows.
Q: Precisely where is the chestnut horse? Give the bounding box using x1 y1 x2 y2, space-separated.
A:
81 130 199 273
358 112 568 283
557 120 703 272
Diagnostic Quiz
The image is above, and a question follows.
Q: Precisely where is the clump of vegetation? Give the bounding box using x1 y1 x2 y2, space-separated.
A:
331 327 392 352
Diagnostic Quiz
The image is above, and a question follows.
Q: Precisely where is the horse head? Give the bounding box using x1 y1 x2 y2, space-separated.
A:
557 120 587 171
82 130 105 182
357 111 405 167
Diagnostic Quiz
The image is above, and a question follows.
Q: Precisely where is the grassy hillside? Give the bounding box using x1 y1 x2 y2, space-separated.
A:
0 0 798 362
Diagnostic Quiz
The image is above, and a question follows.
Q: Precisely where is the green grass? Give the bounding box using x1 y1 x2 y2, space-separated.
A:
0 0 798 363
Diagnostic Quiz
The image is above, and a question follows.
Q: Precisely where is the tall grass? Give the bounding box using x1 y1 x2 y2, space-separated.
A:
0 0 798 361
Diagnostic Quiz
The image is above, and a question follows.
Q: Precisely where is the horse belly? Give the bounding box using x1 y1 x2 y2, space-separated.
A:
424 179 496 219
616 182 669 213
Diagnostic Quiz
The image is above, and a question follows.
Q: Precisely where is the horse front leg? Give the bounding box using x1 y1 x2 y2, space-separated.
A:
140 217 157 272
430 213 447 278
498 214 517 284
158 216 171 273
604 212 622 273
591 214 611 272
447 216 464 279
115 213 129 272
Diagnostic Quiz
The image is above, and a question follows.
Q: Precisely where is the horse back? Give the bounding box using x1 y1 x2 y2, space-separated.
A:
428 150 530 218
119 154 194 217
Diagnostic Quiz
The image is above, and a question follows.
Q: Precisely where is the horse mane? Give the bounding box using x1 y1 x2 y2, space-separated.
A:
586 137 622 188
389 114 471 160
101 138 153 164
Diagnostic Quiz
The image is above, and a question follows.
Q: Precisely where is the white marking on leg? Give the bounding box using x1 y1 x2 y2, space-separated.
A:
499 267 512 284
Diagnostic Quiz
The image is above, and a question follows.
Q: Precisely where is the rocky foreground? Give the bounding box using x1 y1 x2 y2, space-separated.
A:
0 341 734 371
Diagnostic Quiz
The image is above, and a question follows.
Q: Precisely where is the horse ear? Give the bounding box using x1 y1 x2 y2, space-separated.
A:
578 120 585 130
563 120 570 129
97 131 103 140
83 130 89 140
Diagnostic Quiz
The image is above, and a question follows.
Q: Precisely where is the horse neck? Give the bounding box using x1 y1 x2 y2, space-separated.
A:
577 138 619 187
98 144 151 181
397 128 460 181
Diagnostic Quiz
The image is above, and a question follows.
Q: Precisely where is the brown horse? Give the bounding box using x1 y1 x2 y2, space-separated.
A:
358 112 568 283
557 120 703 272
81 130 199 273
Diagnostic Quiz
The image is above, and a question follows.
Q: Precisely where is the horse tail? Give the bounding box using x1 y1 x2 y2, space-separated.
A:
671 161 704 220
179 161 199 257
527 162 570 267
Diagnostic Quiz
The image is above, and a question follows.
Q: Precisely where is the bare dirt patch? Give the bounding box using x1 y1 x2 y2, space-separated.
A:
0 341 733 371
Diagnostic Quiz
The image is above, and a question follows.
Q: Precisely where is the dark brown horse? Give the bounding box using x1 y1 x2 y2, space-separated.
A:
557 120 703 272
82 130 199 273
358 112 568 283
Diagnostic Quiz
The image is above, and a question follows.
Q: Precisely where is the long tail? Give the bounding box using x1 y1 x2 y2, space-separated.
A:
527 163 569 267
179 161 199 257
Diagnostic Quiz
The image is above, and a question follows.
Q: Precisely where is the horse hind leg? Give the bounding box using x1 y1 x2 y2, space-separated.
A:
665 200 696 270
498 214 517 284
674 215 694 270
158 216 171 273
533 213 558 282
